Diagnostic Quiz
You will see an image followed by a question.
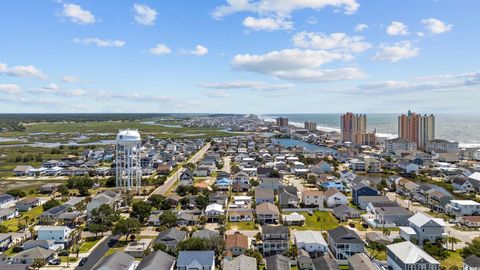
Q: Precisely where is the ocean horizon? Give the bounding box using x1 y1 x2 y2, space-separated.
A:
261 113 480 148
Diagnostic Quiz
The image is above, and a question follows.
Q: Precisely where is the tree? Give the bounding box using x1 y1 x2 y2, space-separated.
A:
286 245 298 258
153 242 167 252
131 200 152 223
149 194 166 210
245 249 263 264
43 199 60 211
90 204 119 227
6 189 26 198
87 223 108 237
178 237 210 251
105 177 116 187
113 218 141 241
448 236 459 251
461 237 480 258
195 195 209 210
159 210 177 227
67 176 94 196
307 175 317 185
31 258 46 270
367 242 386 260
424 240 448 260
185 163 196 171
0 225 8 233
58 185 70 196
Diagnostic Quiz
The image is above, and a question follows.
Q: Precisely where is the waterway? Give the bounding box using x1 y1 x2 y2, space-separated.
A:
274 138 337 155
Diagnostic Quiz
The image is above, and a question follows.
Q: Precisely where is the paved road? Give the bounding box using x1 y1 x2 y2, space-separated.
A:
223 156 231 173
150 142 210 197
75 235 119 270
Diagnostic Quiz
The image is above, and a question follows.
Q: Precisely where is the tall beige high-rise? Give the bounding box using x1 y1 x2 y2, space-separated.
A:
340 113 375 145
398 110 435 149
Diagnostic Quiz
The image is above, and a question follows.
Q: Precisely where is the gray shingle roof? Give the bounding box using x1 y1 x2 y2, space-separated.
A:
136 250 175 270
93 251 135 270
177 251 215 268
265 254 290 270
327 226 363 244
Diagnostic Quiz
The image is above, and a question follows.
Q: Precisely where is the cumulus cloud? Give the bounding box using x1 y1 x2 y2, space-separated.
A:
133 3 158 26
354 23 368 32
73 38 125 47
212 0 360 18
386 21 409 36
292 32 371 52
243 16 293 31
61 75 80 83
3 65 47 80
0 84 21 95
372 41 419 62
61 3 96 24
149 44 171 55
180 45 209 56
231 48 364 82
200 81 294 91
206 91 228 98
422 18 452 34
43 83 60 91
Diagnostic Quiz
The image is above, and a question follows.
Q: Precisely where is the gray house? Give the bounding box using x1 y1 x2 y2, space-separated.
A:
136 250 175 270
348 253 377 270
154 228 187 251
177 251 215 270
222 254 257 270
399 212 445 246
278 186 299 208
94 252 135 270
255 188 275 204
374 207 414 226
327 226 364 260
387 241 440 270
262 225 289 257
265 254 291 270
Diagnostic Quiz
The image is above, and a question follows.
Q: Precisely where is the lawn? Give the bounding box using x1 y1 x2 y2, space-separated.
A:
227 221 257 231
367 247 387 261
60 256 78 263
440 249 463 269
291 210 340 231
2 205 44 232
79 237 102 253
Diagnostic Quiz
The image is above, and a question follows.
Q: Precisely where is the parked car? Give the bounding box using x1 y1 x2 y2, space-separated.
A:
49 258 61 265
307 210 313 216
79 257 88 266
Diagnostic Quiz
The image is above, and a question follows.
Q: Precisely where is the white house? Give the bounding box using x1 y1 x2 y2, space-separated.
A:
446 200 480 217
205 203 224 220
37 226 73 247
302 190 324 208
387 241 440 270
294 230 328 255
324 189 348 207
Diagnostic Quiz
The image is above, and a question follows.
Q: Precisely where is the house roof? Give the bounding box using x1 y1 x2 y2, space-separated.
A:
256 202 280 215
0 194 14 203
282 212 305 222
332 205 359 218
387 241 440 265
265 254 290 270
293 230 327 247
177 251 215 267
93 251 135 270
327 226 363 244
226 233 249 249
347 253 378 270
262 225 288 235
205 203 224 213
222 254 257 270
192 229 219 239
408 212 445 227
155 228 186 245
136 250 175 270
464 255 480 267
12 246 54 260
255 188 274 199
312 257 339 270
324 188 344 199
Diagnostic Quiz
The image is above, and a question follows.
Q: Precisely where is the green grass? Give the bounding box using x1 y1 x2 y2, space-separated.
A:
291 211 340 231
2 205 44 232
227 221 257 231
60 256 78 263
440 249 463 269
78 237 102 253
367 247 387 261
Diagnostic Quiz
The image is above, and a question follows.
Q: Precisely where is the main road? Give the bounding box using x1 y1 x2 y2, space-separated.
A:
74 234 119 270
150 142 210 196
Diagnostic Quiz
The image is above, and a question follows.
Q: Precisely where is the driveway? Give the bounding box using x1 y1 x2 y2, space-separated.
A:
75 234 119 270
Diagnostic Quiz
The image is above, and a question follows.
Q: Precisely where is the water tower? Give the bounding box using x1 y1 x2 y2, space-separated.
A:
115 129 142 191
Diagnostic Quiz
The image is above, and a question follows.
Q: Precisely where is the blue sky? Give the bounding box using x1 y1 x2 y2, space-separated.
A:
0 0 479 113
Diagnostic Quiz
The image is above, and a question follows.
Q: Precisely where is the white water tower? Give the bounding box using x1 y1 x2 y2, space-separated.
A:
115 129 142 191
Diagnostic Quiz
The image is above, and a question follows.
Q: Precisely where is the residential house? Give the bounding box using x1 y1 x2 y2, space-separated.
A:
209 192 228 207
302 190 324 208
87 190 121 215
205 203 224 222
282 212 305 226
256 202 280 224
397 179 419 196
216 178 232 191
365 232 393 245
154 228 187 251
312 257 340 270
324 189 348 208
293 230 328 257
39 204 71 223
0 194 15 209
0 234 12 251
399 212 445 245
222 254 257 270
348 253 377 270
278 186 299 208
179 169 194 186
228 208 254 222
387 241 440 270
374 207 414 226
452 176 474 193
37 226 73 248
177 251 215 270
15 198 40 212
460 216 480 228
136 250 175 270
192 229 219 240
327 226 364 260
332 205 360 222
352 184 378 205
265 254 291 270
446 200 480 217
10 246 55 265
225 233 249 256
357 196 394 210
262 225 289 257
12 165 34 176
124 239 152 258
427 189 453 213
255 188 275 205
464 255 480 270
94 252 135 270
39 183 61 194
0 208 18 221
297 249 313 270
176 210 200 227
259 178 282 191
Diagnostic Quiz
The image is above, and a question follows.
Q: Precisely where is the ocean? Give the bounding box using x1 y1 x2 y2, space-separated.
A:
262 113 480 148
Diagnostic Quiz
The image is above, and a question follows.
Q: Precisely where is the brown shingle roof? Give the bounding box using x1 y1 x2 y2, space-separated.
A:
226 233 248 249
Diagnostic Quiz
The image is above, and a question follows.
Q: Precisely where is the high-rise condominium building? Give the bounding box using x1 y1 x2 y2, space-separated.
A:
398 110 435 149
276 117 289 127
304 121 317 131
340 113 376 146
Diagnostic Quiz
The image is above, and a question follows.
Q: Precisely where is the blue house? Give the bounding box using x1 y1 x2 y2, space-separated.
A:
321 182 345 191
215 178 232 191
352 183 378 205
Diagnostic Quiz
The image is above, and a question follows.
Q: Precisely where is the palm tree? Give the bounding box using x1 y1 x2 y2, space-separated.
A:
448 236 459 251
24 216 30 228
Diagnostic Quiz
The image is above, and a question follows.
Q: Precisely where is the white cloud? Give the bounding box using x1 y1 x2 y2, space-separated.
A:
422 18 452 34
43 83 60 91
0 62 7 72
206 91 228 98
59 88 87 97
232 48 364 82
149 44 171 55
243 16 293 31
181 45 209 56
73 38 125 47
62 75 79 83
0 84 21 95
386 21 409 36
5 65 47 80
200 81 294 91
292 32 371 52
133 3 158 26
61 3 96 25
372 41 419 62
354 23 368 32
212 0 360 18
